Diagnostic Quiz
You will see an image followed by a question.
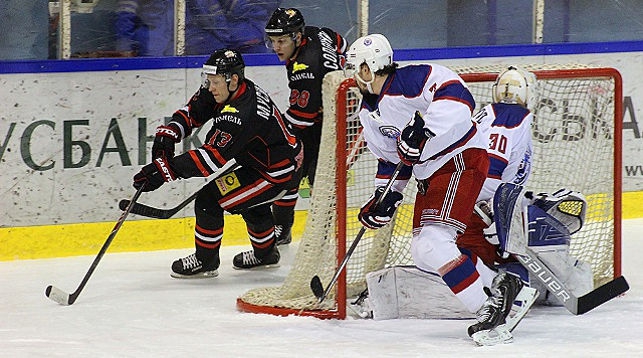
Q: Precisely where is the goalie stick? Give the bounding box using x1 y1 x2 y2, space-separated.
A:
45 185 145 306
310 161 405 303
119 159 239 219
516 248 629 315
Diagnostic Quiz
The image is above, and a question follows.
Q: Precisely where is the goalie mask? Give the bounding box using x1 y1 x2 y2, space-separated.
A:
491 66 536 107
345 34 393 94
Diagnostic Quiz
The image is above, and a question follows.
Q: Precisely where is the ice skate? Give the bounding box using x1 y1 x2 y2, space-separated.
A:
233 246 280 270
170 253 219 279
468 271 527 345
274 224 292 245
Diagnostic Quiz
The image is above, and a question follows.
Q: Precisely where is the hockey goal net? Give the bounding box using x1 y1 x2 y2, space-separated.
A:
237 65 622 319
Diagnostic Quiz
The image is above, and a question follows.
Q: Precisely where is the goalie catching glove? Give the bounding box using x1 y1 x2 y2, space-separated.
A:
152 124 181 160
358 187 404 229
397 111 434 165
133 157 177 192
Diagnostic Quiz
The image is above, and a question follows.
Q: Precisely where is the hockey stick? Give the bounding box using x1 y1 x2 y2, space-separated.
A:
119 159 239 219
45 185 145 306
119 190 198 219
310 161 405 303
516 248 629 315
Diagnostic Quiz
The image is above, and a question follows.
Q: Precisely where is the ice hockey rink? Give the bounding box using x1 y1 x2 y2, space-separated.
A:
2 219 642 357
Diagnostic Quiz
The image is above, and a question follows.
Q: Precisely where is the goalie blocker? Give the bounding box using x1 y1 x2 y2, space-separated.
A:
363 184 627 319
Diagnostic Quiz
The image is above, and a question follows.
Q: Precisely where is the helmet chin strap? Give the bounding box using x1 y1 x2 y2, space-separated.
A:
225 75 238 102
354 73 376 94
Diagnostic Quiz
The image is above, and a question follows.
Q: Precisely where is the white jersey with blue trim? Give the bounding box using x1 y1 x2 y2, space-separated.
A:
357 63 487 180
473 102 534 201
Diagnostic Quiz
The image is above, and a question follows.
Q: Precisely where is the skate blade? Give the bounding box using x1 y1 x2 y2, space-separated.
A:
472 324 513 346
232 263 280 271
170 270 219 279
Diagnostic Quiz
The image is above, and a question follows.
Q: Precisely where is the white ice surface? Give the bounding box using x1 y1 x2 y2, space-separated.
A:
2 219 642 357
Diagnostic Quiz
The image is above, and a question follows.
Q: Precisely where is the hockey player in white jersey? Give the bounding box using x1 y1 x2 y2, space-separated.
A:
345 34 535 345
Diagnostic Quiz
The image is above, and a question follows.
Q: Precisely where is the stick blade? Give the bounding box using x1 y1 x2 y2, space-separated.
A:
120 200 173 219
118 199 130 211
575 276 629 315
45 285 71 306
310 276 324 299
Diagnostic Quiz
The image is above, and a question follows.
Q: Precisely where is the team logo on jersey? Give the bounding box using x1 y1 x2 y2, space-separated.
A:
221 105 239 113
215 172 240 195
292 62 309 73
379 126 400 139
513 150 532 185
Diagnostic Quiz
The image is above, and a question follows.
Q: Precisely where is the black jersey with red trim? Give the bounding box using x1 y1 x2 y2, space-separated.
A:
284 26 347 128
168 79 302 185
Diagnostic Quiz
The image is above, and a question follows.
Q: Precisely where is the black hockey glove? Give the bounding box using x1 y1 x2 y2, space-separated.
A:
133 157 177 192
358 187 404 229
151 124 181 160
397 111 434 166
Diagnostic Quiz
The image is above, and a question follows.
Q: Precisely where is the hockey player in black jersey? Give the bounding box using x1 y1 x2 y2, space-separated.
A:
264 7 347 245
133 49 303 278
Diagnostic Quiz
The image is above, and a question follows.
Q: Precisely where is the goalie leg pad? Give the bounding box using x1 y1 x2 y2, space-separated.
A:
524 189 592 305
493 183 529 255
365 266 475 320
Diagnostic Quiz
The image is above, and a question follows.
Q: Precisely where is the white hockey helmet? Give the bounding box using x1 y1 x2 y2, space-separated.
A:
491 66 536 107
345 34 393 78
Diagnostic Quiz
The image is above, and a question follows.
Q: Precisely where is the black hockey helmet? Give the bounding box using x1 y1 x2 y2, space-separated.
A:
265 7 305 36
202 49 245 82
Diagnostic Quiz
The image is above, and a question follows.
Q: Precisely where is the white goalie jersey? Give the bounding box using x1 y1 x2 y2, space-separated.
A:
473 102 533 202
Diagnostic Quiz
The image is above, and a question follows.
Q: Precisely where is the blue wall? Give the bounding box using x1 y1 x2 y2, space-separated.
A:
2 40 642 74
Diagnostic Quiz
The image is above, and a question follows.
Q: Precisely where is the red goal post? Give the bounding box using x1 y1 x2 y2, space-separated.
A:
237 65 623 319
